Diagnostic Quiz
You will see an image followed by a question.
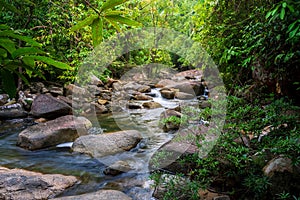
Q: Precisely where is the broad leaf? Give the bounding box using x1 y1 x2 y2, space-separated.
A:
104 18 121 32
70 15 98 32
0 69 16 98
0 30 41 47
22 56 35 68
0 48 7 58
100 0 129 13
91 17 103 46
0 24 10 30
29 56 71 70
12 47 46 59
105 15 141 27
104 10 128 16
0 38 16 54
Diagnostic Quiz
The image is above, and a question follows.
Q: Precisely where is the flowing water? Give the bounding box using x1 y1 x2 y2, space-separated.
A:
0 89 197 199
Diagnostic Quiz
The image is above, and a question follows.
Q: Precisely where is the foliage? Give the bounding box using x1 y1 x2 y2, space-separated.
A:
0 25 70 97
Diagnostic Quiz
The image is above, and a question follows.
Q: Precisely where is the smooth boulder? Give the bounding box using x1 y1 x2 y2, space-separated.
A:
0 166 78 200
17 115 92 150
30 94 72 119
72 130 142 157
53 190 132 200
0 103 27 119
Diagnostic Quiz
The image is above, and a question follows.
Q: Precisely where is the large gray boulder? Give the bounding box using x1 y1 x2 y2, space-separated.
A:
0 166 78 200
0 103 28 119
17 115 92 150
30 94 72 119
54 190 132 200
72 130 142 157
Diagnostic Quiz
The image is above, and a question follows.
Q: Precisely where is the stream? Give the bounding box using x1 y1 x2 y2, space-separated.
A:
0 89 198 199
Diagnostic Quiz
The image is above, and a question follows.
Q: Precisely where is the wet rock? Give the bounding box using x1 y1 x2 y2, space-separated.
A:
0 94 9 106
0 103 28 119
90 102 108 114
198 189 230 200
0 166 78 200
159 109 182 132
153 174 189 200
17 115 92 150
155 79 176 88
133 94 153 100
57 95 72 106
112 81 122 91
30 94 72 119
128 103 142 109
103 160 133 176
53 190 132 200
160 89 175 99
167 82 195 94
142 101 162 109
72 130 142 157
49 86 64 96
175 69 203 79
65 84 90 97
137 85 151 93
175 91 195 100
123 82 143 91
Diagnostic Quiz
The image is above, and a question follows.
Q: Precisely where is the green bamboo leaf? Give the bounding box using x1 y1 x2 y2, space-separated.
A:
91 17 103 47
12 47 46 59
104 17 121 32
288 21 297 32
266 11 272 19
0 0 21 14
105 15 141 27
0 38 16 54
104 10 128 16
70 15 98 32
100 0 129 13
0 48 7 58
280 8 285 20
28 55 71 70
0 30 41 47
289 26 299 38
0 69 16 98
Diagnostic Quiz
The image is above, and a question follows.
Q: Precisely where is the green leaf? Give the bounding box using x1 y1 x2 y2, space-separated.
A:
289 26 299 38
104 17 121 32
28 56 71 70
0 69 16 98
100 0 129 13
70 15 98 32
280 8 285 20
286 4 294 12
105 15 141 27
0 30 41 47
14 71 30 85
91 17 103 47
266 11 272 19
288 21 298 32
0 0 21 14
22 56 35 68
0 38 16 54
11 47 45 59
0 48 7 58
0 24 10 30
104 10 128 16
282 2 286 8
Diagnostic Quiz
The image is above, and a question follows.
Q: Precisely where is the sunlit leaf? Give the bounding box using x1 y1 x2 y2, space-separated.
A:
70 15 98 32
0 30 41 47
29 56 71 70
0 38 16 54
280 8 285 20
100 0 129 13
104 17 121 32
91 17 103 46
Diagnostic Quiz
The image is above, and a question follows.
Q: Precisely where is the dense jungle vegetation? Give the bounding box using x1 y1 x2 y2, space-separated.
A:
1 0 299 199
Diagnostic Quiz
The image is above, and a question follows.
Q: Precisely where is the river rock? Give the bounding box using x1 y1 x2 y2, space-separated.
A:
198 189 230 200
53 190 132 200
0 103 28 119
137 85 151 93
17 115 92 150
49 86 64 96
133 94 153 100
166 82 195 94
72 130 142 157
175 69 203 79
263 156 293 177
0 166 78 200
0 94 9 106
175 91 195 100
30 94 72 119
142 101 162 109
89 74 104 86
160 89 175 99
155 79 176 88
65 84 90 97
103 160 133 176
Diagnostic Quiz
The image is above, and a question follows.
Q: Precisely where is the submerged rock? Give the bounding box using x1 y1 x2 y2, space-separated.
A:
142 101 162 109
30 94 72 119
104 160 133 176
0 166 78 200
53 190 132 200
72 130 142 157
17 115 92 150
